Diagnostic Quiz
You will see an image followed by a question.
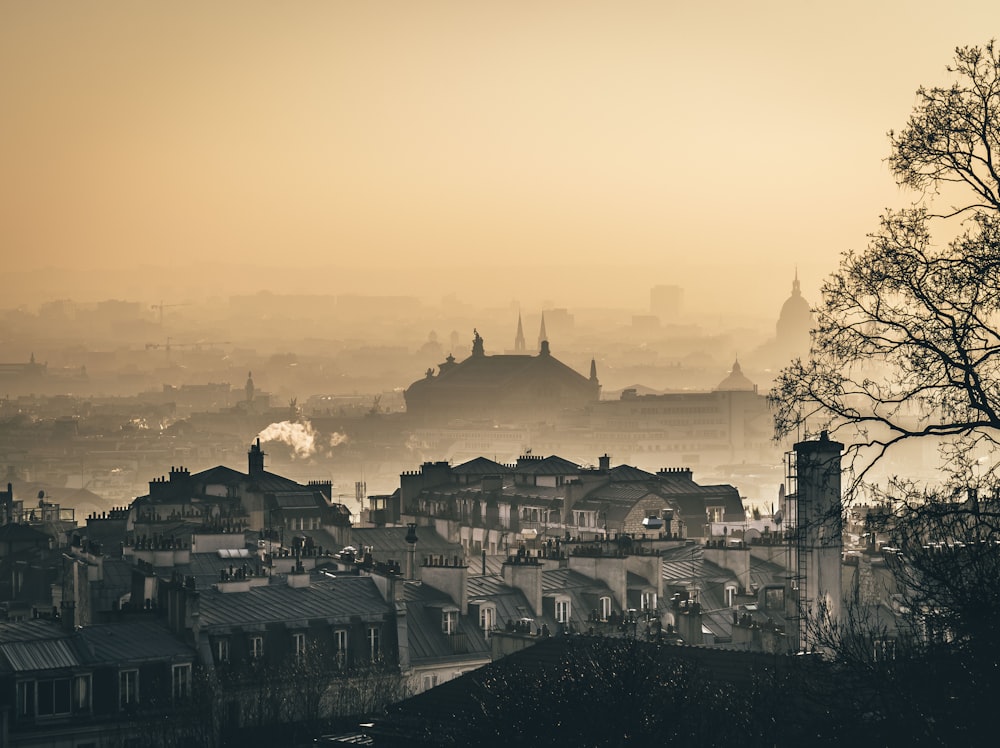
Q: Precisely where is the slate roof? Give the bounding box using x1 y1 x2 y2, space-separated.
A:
516 455 580 476
77 620 195 664
466 574 559 631
452 457 513 475
190 465 246 485
608 465 658 482
403 582 492 664
0 619 196 675
349 526 462 560
0 523 52 543
196 575 391 631
542 567 619 630
270 491 323 509
0 637 79 673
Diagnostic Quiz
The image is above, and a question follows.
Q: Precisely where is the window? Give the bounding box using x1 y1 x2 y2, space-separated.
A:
172 664 191 701
367 625 381 662
119 669 138 709
293 632 306 660
422 674 438 691
479 605 495 636
334 629 348 667
16 681 34 717
555 599 570 624
600 596 612 621
74 674 91 713
641 591 657 611
216 638 229 663
442 609 458 635
725 585 737 608
36 677 72 716
250 636 264 660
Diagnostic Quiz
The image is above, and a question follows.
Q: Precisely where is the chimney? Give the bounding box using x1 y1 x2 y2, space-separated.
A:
598 454 611 472
248 438 265 476
789 431 844 653
502 555 543 617
404 523 418 581
422 555 468 614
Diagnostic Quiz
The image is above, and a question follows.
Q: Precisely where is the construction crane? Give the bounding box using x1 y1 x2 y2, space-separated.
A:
151 300 190 328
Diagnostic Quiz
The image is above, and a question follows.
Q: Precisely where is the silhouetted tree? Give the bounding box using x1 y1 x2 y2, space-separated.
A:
770 42 1000 744
771 42 1000 486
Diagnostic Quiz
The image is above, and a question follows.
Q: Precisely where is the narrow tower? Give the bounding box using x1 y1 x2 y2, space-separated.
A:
514 313 526 353
538 312 548 352
785 430 843 653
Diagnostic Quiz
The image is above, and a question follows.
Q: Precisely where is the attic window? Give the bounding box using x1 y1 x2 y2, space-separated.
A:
725 585 737 608
555 597 570 624
600 596 612 621
478 604 496 637
442 608 459 635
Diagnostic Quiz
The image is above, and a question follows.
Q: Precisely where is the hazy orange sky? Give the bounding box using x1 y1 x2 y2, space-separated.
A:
1 1 997 318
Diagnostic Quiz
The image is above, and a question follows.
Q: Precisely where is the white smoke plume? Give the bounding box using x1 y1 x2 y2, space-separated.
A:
257 420 348 459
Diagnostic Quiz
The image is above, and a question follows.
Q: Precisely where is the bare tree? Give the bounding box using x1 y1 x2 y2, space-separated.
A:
770 42 1000 487
770 43 1000 741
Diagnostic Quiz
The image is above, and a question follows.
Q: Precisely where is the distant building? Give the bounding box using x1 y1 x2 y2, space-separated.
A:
776 270 813 355
388 452 744 553
579 360 772 468
127 439 351 544
650 284 683 321
751 270 814 368
403 330 600 425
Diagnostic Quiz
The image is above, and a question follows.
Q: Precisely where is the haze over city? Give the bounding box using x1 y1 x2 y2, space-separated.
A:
2 1 995 317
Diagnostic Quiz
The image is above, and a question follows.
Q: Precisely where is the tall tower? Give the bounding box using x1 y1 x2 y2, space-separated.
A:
537 312 548 352
514 313 526 353
245 371 255 403
785 430 843 653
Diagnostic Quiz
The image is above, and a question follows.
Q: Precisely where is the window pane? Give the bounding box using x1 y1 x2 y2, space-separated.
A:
53 679 71 714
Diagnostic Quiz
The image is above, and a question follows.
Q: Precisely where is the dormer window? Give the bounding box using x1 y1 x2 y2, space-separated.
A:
442 607 459 635
555 597 571 624
725 585 738 608
478 603 496 637
640 591 657 611
600 596 612 621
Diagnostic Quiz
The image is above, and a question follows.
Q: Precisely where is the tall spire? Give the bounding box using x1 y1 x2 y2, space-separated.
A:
538 312 548 352
589 357 598 383
514 312 526 353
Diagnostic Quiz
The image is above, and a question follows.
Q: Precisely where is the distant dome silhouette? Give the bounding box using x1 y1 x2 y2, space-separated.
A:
776 271 812 348
716 358 756 392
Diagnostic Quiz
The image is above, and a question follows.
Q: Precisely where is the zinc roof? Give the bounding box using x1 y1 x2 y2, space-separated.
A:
0 638 80 672
197 575 391 631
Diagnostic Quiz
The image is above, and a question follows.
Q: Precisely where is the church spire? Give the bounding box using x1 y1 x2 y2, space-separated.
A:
515 312 526 353
538 312 548 352
589 357 598 383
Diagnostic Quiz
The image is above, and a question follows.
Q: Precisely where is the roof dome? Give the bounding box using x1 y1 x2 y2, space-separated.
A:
776 272 812 340
715 358 756 392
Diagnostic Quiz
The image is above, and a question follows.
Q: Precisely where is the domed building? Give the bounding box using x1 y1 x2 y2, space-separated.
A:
775 271 813 356
715 358 756 392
